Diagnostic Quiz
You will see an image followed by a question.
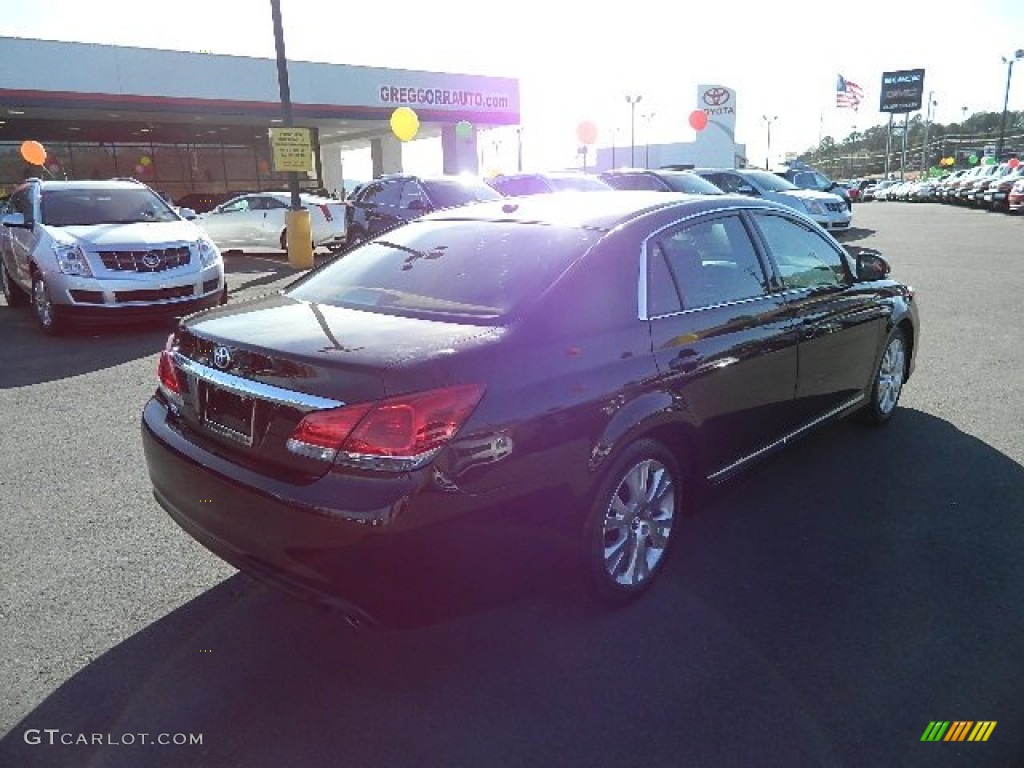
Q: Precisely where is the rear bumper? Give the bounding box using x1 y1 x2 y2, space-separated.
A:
140 396 495 624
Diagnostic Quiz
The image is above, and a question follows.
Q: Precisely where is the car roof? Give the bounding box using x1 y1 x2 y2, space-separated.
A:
601 168 697 176
25 178 148 191
418 190 788 231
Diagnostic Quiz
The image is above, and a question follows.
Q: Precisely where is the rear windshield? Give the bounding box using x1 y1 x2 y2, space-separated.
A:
547 176 612 192
41 188 179 226
422 179 503 209
660 173 725 194
287 219 601 321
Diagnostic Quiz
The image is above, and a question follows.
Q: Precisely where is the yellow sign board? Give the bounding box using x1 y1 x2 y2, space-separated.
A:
269 127 313 173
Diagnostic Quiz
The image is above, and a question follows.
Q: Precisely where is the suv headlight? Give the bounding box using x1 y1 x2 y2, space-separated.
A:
801 200 825 215
196 238 221 268
52 242 93 277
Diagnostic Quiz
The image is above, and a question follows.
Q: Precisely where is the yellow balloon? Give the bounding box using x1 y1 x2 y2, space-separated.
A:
140 156 152 166
390 107 419 142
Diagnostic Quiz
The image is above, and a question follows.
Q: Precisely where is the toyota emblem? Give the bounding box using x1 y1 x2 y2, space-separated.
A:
212 345 232 370
702 87 731 107
141 251 162 269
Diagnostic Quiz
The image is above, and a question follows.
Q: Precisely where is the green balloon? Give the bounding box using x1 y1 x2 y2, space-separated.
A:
455 120 473 140
968 154 979 164
984 155 996 165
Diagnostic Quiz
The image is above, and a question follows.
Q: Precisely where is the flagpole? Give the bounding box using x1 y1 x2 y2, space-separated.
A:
884 113 893 178
899 112 910 181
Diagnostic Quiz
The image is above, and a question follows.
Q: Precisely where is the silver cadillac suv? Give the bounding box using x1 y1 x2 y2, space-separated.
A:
1 178 226 334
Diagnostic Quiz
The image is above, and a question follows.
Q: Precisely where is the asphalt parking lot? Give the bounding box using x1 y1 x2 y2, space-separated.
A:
1 205 1023 768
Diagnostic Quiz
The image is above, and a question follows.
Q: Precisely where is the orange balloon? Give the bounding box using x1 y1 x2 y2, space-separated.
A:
20 140 46 166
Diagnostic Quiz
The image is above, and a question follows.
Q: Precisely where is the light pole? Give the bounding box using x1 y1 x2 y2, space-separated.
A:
920 93 937 174
642 112 655 168
762 115 778 170
625 94 642 166
997 49 1024 160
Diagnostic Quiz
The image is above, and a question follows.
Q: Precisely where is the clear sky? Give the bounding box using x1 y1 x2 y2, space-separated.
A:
2 0 1022 172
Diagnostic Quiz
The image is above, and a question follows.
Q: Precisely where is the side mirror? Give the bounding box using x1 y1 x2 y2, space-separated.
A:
2 212 31 229
856 251 891 281
178 207 197 220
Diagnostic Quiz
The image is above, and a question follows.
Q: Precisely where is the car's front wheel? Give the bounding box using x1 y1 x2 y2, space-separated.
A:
31 273 63 335
584 438 683 603
857 328 907 425
1 261 28 307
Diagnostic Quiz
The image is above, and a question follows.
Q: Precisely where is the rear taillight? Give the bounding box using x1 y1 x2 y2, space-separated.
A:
318 203 333 222
157 334 183 404
287 383 485 470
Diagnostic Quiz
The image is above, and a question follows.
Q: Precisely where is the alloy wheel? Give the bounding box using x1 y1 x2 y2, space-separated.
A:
32 276 54 329
876 336 906 416
601 458 676 588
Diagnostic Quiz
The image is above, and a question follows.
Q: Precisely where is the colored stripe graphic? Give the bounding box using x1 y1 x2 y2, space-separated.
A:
968 722 997 742
921 721 996 742
921 722 950 741
944 721 972 741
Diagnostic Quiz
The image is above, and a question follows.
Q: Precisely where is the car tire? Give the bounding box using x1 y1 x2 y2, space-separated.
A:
583 438 683 604
855 327 907 425
31 272 64 335
346 227 365 247
1 261 28 307
279 229 317 253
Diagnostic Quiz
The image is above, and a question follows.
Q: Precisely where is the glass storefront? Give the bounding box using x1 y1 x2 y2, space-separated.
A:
1 140 316 202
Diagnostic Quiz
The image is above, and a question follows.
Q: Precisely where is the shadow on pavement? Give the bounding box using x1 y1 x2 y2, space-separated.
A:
2 408 1023 767
0 309 172 389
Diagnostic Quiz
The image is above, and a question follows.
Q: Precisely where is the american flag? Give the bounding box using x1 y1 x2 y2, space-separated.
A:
836 74 865 110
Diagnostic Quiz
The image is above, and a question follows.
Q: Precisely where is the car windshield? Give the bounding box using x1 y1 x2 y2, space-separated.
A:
547 176 611 192
40 188 180 226
741 171 799 192
287 219 600 321
660 173 725 194
422 180 503 209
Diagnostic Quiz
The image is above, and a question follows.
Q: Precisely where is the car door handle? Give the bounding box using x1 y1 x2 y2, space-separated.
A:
669 350 701 373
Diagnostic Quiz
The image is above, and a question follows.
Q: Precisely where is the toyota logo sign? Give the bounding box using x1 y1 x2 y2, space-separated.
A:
141 251 162 269
702 88 731 107
212 345 232 370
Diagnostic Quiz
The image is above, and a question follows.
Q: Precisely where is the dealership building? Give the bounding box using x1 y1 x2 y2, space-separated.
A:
0 36 520 199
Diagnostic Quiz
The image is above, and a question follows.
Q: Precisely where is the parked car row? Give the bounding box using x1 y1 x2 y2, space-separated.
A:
341 167 852 244
867 162 1024 212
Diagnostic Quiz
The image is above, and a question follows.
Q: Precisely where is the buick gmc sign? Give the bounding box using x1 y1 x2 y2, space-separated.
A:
879 69 926 113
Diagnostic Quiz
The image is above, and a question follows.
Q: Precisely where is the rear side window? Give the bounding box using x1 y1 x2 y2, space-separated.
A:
287 219 600 321
647 214 769 313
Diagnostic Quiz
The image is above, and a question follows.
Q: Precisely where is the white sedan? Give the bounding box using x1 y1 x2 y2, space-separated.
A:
196 192 348 253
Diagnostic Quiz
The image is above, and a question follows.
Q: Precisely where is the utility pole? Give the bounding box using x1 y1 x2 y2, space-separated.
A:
997 50 1024 159
920 92 936 174
269 0 312 269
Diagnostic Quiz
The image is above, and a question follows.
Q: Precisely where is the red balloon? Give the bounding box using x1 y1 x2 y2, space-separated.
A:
688 110 709 131
1009 157 1021 168
576 120 598 145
